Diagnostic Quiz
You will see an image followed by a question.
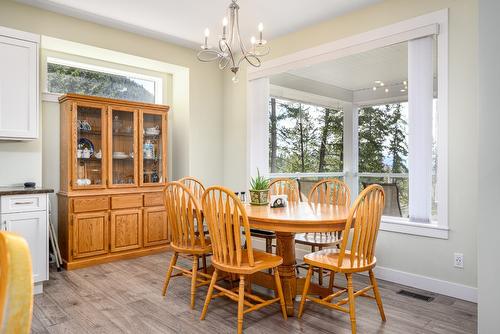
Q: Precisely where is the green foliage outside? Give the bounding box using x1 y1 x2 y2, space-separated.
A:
47 63 155 103
269 98 343 173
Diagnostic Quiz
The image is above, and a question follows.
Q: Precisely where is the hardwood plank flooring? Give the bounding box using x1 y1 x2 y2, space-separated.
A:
32 252 477 333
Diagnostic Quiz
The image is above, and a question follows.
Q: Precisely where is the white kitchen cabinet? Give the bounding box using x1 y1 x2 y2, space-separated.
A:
0 192 50 294
0 26 40 140
3 211 48 283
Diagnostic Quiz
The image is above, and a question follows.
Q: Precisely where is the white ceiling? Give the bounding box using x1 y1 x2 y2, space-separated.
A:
18 0 380 49
288 42 409 91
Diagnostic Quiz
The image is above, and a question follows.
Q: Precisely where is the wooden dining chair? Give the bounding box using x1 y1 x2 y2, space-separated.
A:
179 176 209 270
200 186 287 334
162 181 213 309
0 232 33 334
250 178 301 255
295 179 351 285
298 184 386 334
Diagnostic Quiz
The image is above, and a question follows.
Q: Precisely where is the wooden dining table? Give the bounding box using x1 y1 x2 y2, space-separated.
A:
244 201 350 317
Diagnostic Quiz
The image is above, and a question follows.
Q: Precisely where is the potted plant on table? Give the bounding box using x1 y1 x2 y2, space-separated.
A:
249 169 270 206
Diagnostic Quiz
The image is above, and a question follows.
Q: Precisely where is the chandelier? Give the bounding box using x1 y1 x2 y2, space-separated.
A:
196 0 269 83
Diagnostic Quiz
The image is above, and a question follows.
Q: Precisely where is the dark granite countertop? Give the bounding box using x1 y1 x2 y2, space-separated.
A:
0 187 54 196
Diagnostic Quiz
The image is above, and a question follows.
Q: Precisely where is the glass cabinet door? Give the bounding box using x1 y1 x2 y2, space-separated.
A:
108 107 138 187
140 110 167 185
72 103 106 189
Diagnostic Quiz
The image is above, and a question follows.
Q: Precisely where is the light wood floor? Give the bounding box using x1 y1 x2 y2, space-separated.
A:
31 252 477 334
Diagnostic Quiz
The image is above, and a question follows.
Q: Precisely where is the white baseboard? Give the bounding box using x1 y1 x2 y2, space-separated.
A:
251 238 477 303
368 266 477 303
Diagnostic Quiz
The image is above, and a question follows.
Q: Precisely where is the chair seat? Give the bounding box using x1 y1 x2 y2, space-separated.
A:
249 228 276 238
212 250 283 275
295 233 341 247
171 238 212 255
304 248 376 273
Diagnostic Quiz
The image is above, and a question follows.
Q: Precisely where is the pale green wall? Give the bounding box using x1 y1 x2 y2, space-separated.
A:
0 0 224 188
223 0 478 288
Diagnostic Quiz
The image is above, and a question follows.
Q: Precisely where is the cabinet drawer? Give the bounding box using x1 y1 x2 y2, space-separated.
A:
111 194 143 209
1 194 47 214
72 196 109 213
144 192 165 207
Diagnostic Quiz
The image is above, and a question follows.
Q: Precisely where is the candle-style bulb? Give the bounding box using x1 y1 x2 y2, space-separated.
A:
204 28 210 37
251 36 256 45
222 17 228 26
258 23 264 32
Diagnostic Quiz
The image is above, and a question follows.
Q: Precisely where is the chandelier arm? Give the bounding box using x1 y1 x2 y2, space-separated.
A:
220 39 237 70
234 6 249 55
197 49 223 62
238 54 261 68
228 3 237 47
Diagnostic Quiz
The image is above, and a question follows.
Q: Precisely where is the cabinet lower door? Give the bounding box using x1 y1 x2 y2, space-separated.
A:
143 207 168 246
72 212 109 259
110 209 142 252
4 211 48 282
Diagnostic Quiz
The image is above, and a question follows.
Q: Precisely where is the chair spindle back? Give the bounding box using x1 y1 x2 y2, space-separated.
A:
338 184 385 268
179 176 206 203
269 178 301 203
202 186 254 268
308 179 351 206
165 182 206 250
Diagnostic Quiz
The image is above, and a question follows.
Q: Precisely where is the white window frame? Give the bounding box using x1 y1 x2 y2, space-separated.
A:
247 9 449 239
44 56 163 104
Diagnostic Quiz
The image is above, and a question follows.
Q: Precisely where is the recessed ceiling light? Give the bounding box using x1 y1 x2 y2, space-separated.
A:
380 82 385 86
400 89 406 92
374 80 382 84
403 80 407 85
385 88 389 93
372 86 377 91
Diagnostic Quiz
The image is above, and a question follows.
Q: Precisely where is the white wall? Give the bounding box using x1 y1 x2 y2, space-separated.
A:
478 0 500 331
223 0 478 293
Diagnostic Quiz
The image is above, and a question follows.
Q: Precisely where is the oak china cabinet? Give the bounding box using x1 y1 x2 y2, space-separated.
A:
57 94 170 269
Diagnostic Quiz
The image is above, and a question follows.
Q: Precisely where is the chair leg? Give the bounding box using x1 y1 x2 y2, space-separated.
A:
295 260 300 275
202 254 208 274
200 269 218 320
266 238 273 274
246 275 252 294
347 274 357 334
273 268 288 320
237 275 245 334
266 237 273 253
318 246 323 286
298 265 313 318
162 252 178 296
190 255 199 309
328 271 335 291
369 270 386 321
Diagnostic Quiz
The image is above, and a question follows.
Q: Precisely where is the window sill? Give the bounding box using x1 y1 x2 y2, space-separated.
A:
380 217 449 239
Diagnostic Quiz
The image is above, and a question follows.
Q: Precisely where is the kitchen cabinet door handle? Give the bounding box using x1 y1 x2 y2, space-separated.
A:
14 201 34 205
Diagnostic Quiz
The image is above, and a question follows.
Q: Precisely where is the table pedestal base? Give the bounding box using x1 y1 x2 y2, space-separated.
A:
251 232 332 316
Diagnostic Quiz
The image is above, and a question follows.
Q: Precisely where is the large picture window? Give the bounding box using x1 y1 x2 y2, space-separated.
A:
268 97 343 174
47 58 162 104
358 103 409 218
